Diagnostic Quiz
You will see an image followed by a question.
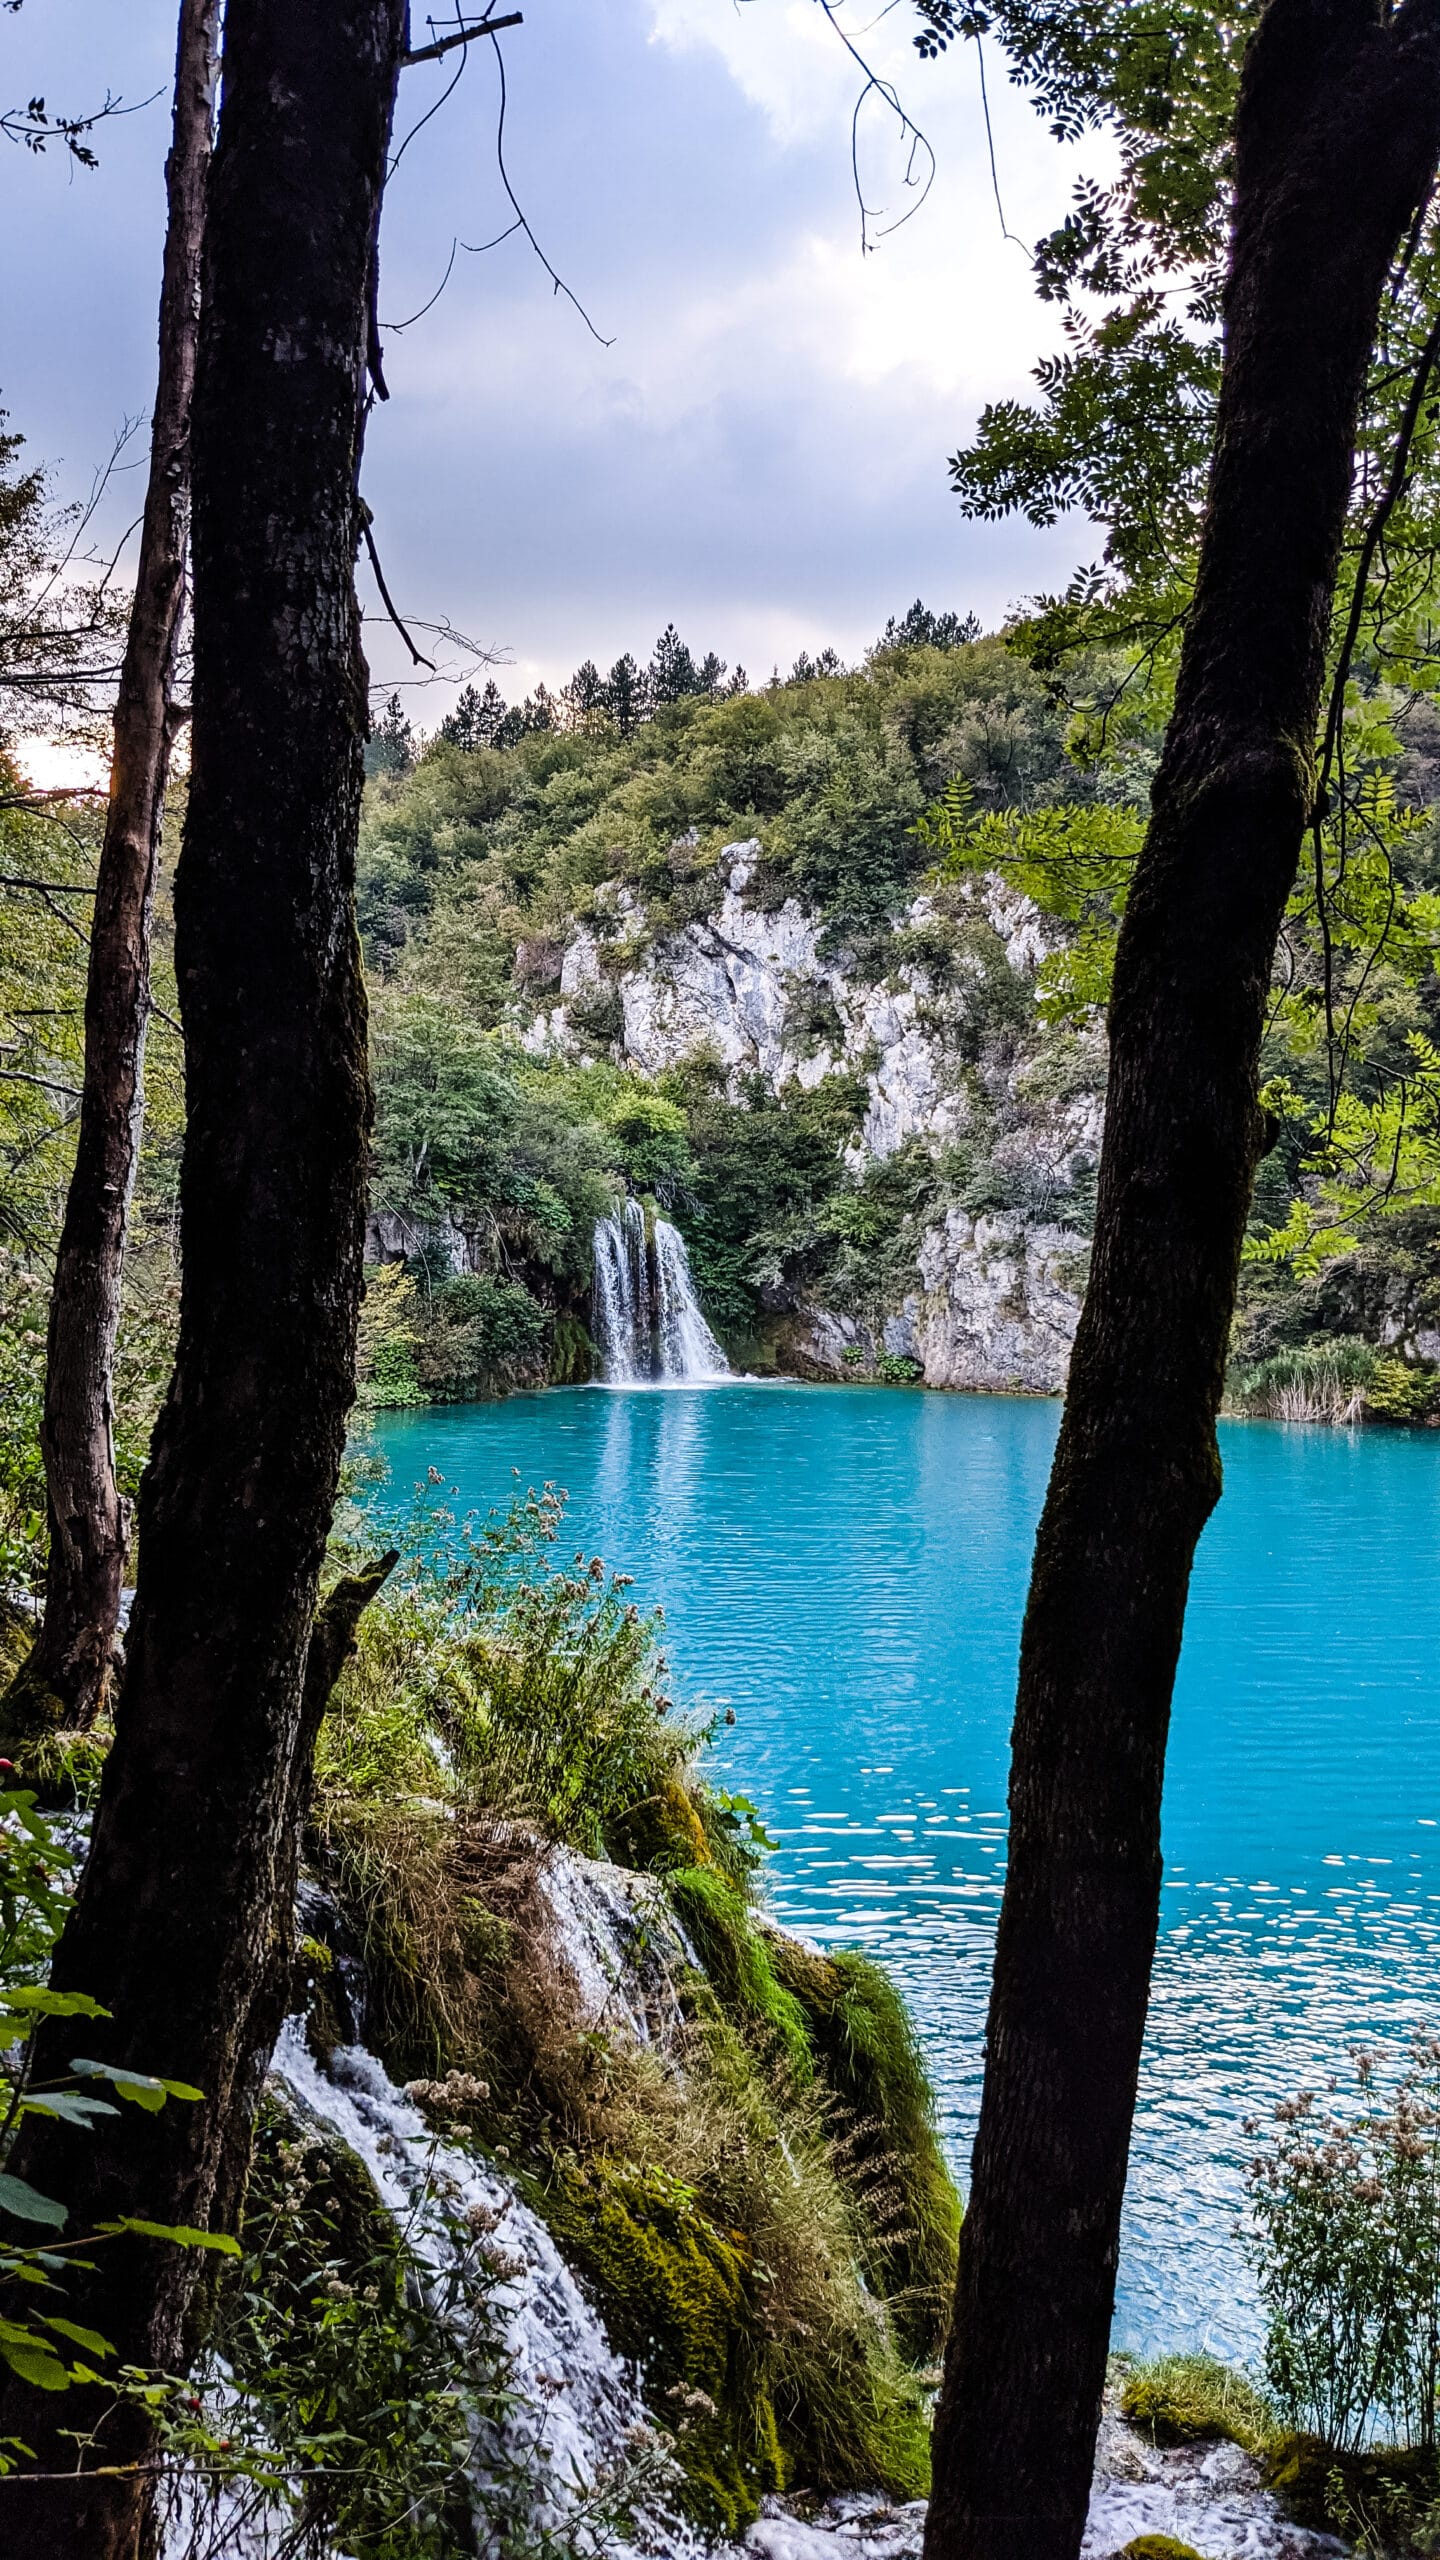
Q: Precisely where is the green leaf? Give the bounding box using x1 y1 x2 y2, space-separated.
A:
99 2218 240 2256
0 2340 70 2391
69 2060 204 2110
41 2316 111 2359
1 1988 107 2018
0 2173 66 2229
21 2090 119 2127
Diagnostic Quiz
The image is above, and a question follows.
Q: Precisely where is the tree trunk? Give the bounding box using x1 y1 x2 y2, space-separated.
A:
0 4 405 2552
923 7 1440 2557
2 0 220 1747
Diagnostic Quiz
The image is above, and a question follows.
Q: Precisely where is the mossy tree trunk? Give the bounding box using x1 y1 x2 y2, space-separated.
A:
2 0 219 1747
923 6 1440 2557
0 4 405 2553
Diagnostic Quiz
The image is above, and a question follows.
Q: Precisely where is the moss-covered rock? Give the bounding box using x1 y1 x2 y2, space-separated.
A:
668 1866 812 2079
542 2154 781 2533
1267 2430 1440 2538
768 1932 961 2359
1118 2539 1205 2560
610 1772 714 1873
1120 2352 1275 2456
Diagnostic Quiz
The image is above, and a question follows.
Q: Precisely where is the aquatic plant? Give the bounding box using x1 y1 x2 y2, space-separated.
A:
1237 1335 1377 1424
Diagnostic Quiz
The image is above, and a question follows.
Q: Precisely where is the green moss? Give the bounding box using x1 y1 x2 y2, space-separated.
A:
549 1312 597 1385
543 2146 930 2531
768 1934 961 2359
1120 2353 1276 2457
1118 2539 1206 2560
1267 2432 1440 2542
667 1867 812 2080
610 1773 715 1874
542 2155 782 2533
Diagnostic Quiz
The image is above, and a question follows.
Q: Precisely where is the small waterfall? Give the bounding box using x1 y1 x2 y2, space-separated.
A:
162 2019 698 2560
591 1198 730 1384
653 1218 730 1381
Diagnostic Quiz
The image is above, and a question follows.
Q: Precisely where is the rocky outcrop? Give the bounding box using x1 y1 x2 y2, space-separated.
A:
528 843 1103 1393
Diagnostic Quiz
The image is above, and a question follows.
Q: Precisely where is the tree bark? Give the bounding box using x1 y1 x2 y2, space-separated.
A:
923 7 1440 2558
0 4 405 2552
2 0 220 1746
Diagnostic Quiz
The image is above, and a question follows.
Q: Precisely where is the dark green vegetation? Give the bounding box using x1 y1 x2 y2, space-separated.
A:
356 626 1085 1388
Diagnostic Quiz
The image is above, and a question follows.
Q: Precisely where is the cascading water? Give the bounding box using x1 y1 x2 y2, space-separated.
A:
591 1198 730 1384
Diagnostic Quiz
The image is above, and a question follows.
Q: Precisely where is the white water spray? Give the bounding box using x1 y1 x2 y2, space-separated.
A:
591 1199 729 1384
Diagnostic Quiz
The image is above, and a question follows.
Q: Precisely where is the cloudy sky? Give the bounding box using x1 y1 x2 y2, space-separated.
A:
3 0 1102 723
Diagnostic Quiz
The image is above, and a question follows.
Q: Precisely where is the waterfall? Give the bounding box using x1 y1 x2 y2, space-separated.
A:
591 1198 730 1384
161 2018 699 2560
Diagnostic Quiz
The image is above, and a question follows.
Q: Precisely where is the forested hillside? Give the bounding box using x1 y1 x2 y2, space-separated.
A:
355 617 1440 1422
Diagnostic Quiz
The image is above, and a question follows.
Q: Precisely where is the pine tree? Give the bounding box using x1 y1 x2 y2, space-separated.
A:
647 621 701 703
562 657 605 729
516 681 557 735
879 600 981 652
438 678 526 752
696 649 728 695
365 689 414 776
603 651 647 736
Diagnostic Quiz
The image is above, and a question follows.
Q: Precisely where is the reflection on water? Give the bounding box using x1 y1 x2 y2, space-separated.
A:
371 1382 1440 2359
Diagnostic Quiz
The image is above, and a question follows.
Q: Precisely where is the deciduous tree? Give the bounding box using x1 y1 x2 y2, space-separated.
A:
2 0 220 1744
0 3 406 2550
918 7 1440 2557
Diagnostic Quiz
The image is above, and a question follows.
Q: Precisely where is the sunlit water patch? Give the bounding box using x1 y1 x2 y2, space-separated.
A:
369 1383 1440 2360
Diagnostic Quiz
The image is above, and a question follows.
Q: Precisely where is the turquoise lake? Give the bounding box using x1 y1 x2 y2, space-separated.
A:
369 1382 1440 2362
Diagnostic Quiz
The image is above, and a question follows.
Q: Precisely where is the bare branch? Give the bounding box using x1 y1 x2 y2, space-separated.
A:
461 40 613 346
0 874 98 896
403 9 523 66
360 518 437 671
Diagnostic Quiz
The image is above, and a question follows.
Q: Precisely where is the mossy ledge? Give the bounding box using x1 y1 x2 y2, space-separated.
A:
304 1511 959 2532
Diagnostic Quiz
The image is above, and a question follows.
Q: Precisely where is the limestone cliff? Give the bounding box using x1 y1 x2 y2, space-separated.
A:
525 841 1104 1393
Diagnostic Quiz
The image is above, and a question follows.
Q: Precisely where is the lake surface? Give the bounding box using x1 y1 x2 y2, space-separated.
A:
369 1383 1440 2362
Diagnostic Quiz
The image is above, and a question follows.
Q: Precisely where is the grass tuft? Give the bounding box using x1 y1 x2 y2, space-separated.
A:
1120 2351 1277 2457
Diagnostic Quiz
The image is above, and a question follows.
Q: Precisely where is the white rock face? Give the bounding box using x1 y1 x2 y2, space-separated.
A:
530 842 1105 1394
917 1210 1087 1396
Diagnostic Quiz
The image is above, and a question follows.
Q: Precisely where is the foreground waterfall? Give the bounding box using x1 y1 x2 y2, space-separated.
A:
162 2017 698 2560
592 1198 730 1383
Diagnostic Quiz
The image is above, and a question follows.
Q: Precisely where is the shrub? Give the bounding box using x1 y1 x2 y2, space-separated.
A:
1245 2038 1440 2455
1366 1358 1440 1424
356 1260 426 1408
413 1274 549 1400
